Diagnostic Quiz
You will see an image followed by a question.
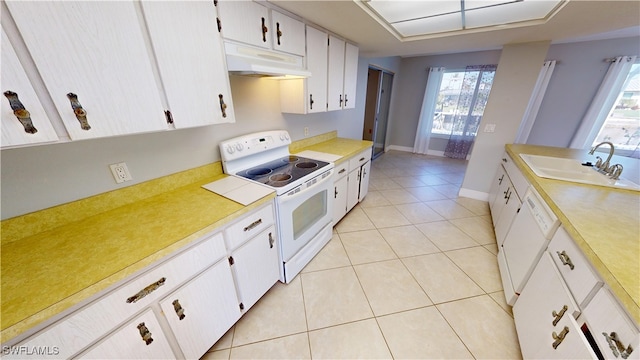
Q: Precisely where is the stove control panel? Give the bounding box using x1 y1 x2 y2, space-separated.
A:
220 130 292 163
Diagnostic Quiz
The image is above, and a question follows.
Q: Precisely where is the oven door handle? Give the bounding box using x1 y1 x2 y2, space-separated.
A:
280 170 333 203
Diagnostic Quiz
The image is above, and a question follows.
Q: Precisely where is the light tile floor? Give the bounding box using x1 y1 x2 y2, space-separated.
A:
202 151 522 360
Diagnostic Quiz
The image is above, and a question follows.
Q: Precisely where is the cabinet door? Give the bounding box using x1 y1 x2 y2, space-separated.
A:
79 309 174 359
306 26 328 113
490 166 510 227
333 175 348 224
217 0 271 49
494 187 520 246
160 260 241 359
488 165 506 217
6 1 167 140
231 226 280 311
513 253 596 359
141 0 234 128
347 168 360 211
1 29 59 148
327 36 346 111
343 42 359 110
358 161 371 202
270 10 305 56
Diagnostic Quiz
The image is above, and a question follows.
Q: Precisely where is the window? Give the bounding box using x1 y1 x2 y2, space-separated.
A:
431 67 496 137
591 63 640 158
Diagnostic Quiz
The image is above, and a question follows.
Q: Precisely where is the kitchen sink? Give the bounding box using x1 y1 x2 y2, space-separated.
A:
519 154 640 191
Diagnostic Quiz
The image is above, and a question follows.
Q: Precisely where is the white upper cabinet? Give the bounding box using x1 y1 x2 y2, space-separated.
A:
343 42 359 110
1 29 59 148
270 10 305 56
6 1 167 140
141 0 234 127
327 36 359 111
280 25 328 114
216 0 272 49
327 36 346 111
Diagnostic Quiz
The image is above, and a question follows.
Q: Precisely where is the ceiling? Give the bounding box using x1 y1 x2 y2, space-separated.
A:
269 0 640 58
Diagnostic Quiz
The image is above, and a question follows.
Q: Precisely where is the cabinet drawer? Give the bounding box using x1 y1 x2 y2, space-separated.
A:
548 227 602 308
5 234 224 359
583 288 640 360
502 152 529 200
334 161 349 181
225 203 274 251
349 148 372 171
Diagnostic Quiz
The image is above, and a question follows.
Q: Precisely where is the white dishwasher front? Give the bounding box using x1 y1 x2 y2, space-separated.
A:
498 187 560 306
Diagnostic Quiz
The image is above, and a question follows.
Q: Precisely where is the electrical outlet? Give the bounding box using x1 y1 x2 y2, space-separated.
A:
304 127 309 136
109 162 132 184
484 123 496 133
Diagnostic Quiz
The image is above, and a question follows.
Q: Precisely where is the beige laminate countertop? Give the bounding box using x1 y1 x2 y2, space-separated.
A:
0 132 372 343
506 144 640 325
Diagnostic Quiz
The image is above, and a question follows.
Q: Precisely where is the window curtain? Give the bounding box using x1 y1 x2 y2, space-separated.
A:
514 60 556 144
569 55 637 149
413 67 445 154
444 65 496 159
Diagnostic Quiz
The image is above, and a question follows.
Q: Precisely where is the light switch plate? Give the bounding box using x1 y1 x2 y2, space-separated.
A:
484 124 496 133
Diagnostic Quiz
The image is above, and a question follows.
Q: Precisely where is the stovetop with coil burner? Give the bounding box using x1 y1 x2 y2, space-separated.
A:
235 155 330 188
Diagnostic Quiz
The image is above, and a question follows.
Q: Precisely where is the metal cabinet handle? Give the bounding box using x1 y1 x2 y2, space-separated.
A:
126 277 166 303
334 186 338 198
498 174 504 185
556 251 575 270
344 94 349 106
504 189 512 203
552 305 568 326
261 17 268 42
218 94 227 118
602 332 634 359
309 94 314 109
244 218 262 232
276 22 282 45
137 322 154 345
338 169 346 174
552 326 569 349
172 299 186 320
339 94 343 106
66 93 90 130
268 232 275 249
502 158 507 163
4 91 38 134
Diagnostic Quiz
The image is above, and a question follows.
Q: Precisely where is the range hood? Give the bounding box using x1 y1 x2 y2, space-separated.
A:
224 42 311 78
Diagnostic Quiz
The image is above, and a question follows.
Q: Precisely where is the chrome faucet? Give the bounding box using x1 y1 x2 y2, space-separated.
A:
588 141 623 179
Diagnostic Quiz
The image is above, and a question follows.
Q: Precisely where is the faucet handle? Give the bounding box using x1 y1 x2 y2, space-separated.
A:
610 164 623 180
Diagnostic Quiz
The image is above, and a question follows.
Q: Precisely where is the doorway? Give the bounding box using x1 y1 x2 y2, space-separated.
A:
363 67 394 159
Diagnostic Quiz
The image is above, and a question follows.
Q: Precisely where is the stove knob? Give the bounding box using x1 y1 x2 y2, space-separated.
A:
284 132 290 140
279 133 285 141
235 143 244 152
226 145 235 154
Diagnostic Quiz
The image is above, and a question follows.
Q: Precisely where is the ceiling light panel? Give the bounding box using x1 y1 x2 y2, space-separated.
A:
394 11 463 36
367 1 461 23
465 1 562 28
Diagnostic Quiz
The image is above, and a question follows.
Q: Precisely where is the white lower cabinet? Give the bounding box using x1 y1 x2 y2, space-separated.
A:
4 202 280 359
332 161 349 224
513 253 597 359
346 167 361 212
160 259 240 359
79 309 174 359
333 147 372 224
230 226 280 312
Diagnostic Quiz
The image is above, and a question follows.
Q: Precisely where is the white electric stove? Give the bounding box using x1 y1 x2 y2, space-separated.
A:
220 130 334 283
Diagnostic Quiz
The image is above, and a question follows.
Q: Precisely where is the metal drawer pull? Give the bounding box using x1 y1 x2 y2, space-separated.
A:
137 322 153 345
276 22 282 45
552 326 569 349
498 174 504 185
66 93 90 130
338 169 346 174
3 91 37 134
244 218 262 232
309 94 314 109
172 299 186 320
261 17 268 42
126 277 166 303
602 332 634 359
268 232 275 248
556 251 575 270
551 305 568 326
218 94 227 118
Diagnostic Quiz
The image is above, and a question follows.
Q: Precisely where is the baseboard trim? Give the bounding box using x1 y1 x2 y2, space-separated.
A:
458 188 489 201
386 145 413 153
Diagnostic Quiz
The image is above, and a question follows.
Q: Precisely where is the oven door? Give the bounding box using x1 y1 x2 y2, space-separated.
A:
277 169 333 262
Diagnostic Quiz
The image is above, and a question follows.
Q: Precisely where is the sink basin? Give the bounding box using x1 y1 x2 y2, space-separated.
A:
519 154 640 191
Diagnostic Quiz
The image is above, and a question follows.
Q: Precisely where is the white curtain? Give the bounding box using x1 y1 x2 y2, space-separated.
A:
413 67 445 154
569 56 637 149
514 60 556 144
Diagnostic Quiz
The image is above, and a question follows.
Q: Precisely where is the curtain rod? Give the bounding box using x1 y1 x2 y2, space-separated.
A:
604 56 637 62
